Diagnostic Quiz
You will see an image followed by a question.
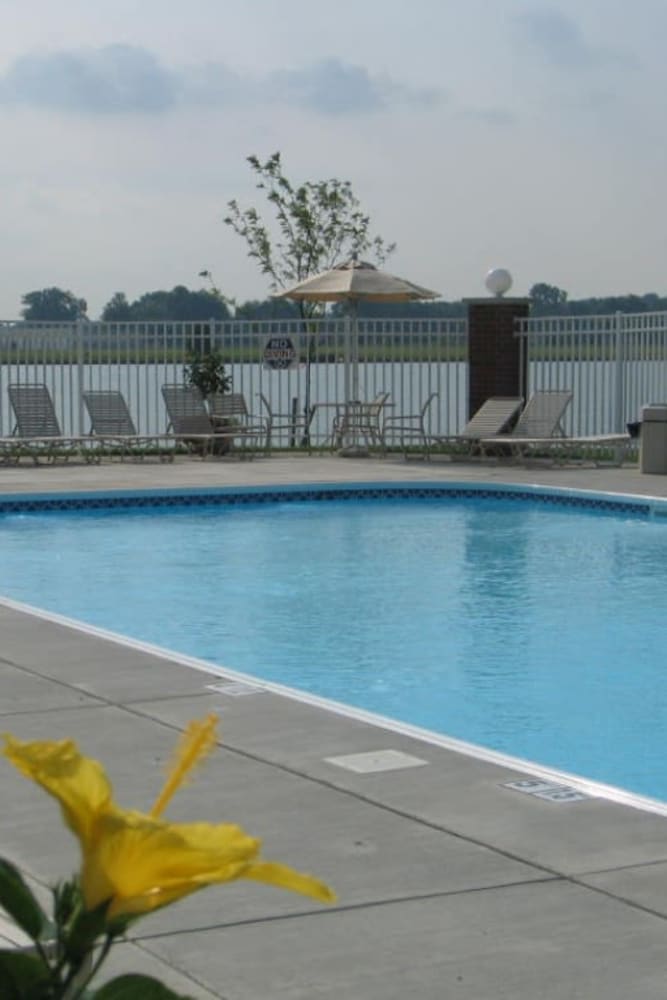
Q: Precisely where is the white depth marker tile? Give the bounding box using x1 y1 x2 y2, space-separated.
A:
325 749 428 773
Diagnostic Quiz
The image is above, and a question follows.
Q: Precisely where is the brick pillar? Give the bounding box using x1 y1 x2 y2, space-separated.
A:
465 298 531 420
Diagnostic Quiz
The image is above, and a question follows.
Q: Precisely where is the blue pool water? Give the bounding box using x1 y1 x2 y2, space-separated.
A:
1 490 667 801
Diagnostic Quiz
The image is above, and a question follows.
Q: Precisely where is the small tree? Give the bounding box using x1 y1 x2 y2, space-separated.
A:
224 152 395 440
183 349 231 400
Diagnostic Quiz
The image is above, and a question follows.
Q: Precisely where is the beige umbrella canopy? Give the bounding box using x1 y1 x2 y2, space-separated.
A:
275 255 439 304
275 256 439 407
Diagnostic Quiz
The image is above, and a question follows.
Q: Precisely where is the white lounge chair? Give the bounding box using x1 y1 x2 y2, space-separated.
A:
478 390 629 465
432 396 523 458
479 390 573 459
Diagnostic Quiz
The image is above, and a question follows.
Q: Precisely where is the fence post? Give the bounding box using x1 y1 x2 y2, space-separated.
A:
613 310 625 433
465 296 530 420
75 318 85 435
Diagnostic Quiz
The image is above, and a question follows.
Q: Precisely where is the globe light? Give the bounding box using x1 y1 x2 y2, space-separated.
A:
485 268 513 297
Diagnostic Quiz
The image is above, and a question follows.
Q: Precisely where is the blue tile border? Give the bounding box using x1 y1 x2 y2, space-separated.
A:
0 480 654 517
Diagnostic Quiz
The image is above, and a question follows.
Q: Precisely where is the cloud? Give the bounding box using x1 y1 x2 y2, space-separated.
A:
0 46 443 116
514 9 636 71
266 59 442 114
0 44 177 113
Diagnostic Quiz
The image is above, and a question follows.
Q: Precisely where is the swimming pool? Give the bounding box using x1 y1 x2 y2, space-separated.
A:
1 482 666 802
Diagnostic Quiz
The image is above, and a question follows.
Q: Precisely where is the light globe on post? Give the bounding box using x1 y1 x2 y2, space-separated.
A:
485 268 513 297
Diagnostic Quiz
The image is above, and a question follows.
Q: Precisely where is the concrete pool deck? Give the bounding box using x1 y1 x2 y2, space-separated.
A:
1 454 667 998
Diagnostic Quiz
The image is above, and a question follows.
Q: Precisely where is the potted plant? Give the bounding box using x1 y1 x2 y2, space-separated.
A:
183 348 231 401
183 349 233 454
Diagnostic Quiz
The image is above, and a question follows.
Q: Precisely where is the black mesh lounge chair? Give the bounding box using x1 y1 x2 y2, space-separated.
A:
161 384 219 457
162 384 266 457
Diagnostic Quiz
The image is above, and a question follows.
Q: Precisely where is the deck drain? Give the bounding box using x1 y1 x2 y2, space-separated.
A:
503 779 589 803
205 681 264 697
325 749 428 773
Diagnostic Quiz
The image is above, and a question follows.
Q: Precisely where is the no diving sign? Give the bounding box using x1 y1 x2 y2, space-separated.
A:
263 336 299 370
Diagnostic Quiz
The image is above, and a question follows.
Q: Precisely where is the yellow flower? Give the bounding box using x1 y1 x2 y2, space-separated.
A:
3 717 335 920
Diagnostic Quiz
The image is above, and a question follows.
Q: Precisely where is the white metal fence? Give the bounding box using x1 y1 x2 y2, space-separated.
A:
518 311 667 435
1 310 666 444
0 317 467 444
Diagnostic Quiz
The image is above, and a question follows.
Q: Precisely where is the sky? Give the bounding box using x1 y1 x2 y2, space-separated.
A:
0 0 665 318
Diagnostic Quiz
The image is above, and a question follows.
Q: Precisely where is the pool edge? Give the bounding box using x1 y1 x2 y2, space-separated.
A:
2 588 666 820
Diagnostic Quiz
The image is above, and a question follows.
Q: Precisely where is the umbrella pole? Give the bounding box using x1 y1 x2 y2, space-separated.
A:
343 310 352 404
350 299 360 403
339 300 368 457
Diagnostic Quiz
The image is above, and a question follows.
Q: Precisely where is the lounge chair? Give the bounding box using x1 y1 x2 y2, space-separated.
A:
161 384 222 457
427 396 523 459
7 383 98 464
162 384 265 458
381 392 439 458
82 390 174 461
525 433 632 466
478 390 573 459
477 390 629 464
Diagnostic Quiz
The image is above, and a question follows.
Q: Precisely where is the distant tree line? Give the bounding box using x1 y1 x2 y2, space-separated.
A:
526 283 667 317
16 282 667 323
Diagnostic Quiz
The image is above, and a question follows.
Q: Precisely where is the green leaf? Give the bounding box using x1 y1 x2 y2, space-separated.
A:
0 948 51 999
0 859 47 941
93 973 196 999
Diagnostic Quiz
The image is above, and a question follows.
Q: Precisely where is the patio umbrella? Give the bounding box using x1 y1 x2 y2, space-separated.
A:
275 256 439 443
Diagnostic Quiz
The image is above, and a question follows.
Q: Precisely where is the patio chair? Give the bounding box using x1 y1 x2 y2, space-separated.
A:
331 391 390 451
432 397 523 458
208 392 269 454
479 389 574 460
381 392 439 458
82 390 174 461
7 383 98 464
258 393 315 453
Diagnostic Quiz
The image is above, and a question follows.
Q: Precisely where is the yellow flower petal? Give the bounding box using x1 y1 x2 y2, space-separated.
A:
243 861 337 904
3 735 113 849
151 713 219 818
81 810 262 916
80 810 335 918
